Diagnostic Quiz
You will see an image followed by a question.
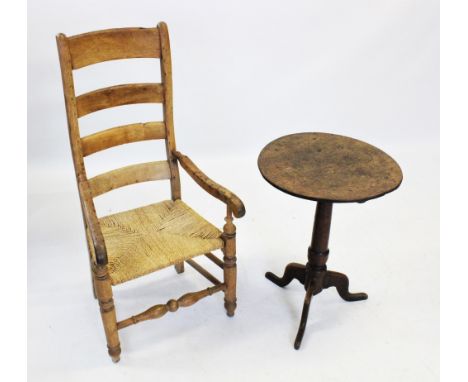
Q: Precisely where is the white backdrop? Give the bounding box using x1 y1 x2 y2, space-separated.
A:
28 1 439 381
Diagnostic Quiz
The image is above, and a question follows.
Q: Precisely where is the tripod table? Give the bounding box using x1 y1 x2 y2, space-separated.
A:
258 132 402 349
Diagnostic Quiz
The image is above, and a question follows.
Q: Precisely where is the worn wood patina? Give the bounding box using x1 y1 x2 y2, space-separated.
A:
258 132 402 203
258 132 402 350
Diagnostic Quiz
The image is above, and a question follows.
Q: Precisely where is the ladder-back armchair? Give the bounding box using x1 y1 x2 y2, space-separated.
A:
56 22 245 363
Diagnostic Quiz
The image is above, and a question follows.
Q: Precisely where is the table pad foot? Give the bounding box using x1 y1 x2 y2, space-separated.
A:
323 270 368 302
265 263 305 287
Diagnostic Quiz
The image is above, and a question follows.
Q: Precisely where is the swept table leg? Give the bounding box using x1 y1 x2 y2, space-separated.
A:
265 263 305 287
294 283 315 350
323 270 368 302
266 202 369 349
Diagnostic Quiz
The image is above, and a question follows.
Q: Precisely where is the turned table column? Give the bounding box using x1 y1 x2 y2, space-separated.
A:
266 201 368 349
296 201 333 349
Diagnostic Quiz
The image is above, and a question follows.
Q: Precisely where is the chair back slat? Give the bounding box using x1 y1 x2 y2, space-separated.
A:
68 27 160 69
88 161 171 197
76 83 164 118
57 22 181 199
81 122 166 156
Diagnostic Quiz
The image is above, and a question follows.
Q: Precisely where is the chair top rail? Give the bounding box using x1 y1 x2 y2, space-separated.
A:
66 27 161 69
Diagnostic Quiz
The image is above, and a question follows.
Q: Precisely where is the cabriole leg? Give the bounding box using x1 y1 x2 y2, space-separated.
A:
323 270 368 301
294 283 315 349
93 264 121 363
265 263 306 287
222 207 237 317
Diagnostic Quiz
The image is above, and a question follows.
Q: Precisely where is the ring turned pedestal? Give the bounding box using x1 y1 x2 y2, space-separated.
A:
258 132 402 349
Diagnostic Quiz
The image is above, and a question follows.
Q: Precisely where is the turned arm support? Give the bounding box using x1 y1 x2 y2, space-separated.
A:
78 181 108 265
173 151 246 218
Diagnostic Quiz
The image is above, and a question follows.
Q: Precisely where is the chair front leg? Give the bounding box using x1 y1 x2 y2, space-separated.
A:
93 264 121 363
222 207 237 317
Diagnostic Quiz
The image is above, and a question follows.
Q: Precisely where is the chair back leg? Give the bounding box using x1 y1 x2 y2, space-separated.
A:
222 207 237 316
93 265 121 362
174 262 185 274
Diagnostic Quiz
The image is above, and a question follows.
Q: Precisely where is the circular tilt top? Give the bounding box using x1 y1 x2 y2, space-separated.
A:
258 132 403 203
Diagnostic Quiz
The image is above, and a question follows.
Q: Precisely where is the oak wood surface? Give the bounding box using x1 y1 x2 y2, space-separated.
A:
68 27 160 69
258 132 403 203
76 83 164 118
88 161 171 197
81 122 166 156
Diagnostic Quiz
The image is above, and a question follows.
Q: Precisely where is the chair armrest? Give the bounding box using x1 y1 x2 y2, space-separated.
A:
174 151 246 218
78 181 108 265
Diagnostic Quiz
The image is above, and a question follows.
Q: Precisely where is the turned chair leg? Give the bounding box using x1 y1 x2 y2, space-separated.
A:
222 207 237 317
93 265 121 363
174 262 185 274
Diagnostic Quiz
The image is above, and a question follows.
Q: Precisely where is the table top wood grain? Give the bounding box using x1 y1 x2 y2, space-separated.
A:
257 132 403 203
